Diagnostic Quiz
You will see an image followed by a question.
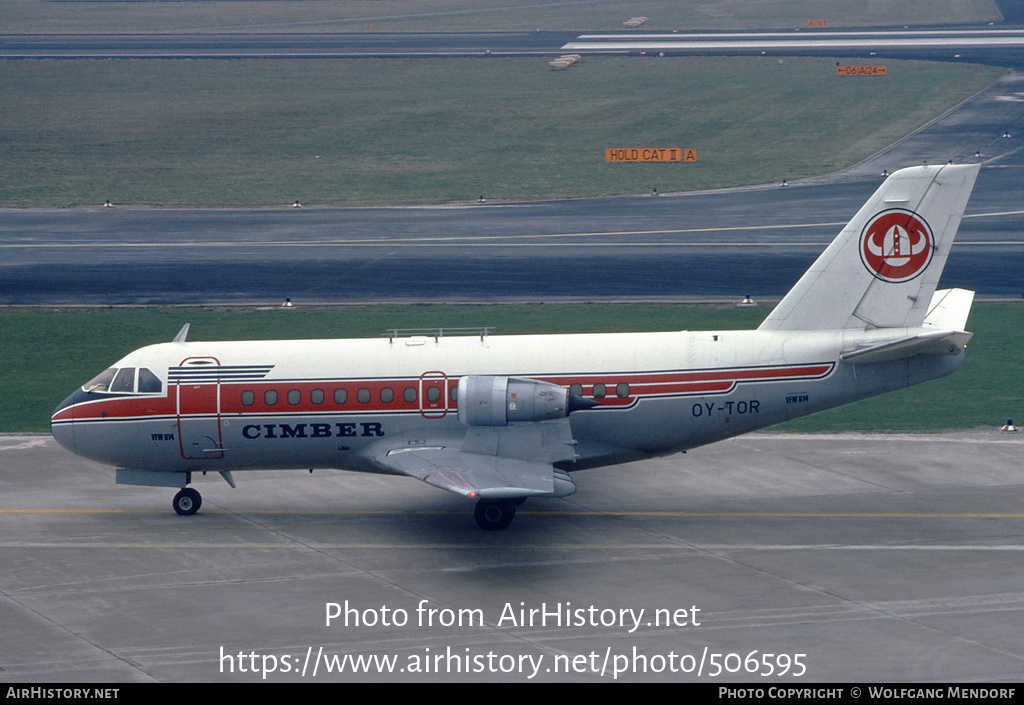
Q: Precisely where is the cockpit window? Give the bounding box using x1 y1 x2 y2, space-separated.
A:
110 367 136 393
138 368 162 393
82 367 163 394
83 368 117 393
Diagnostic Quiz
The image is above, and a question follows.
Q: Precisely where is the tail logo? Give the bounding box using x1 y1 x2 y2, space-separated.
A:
860 209 934 283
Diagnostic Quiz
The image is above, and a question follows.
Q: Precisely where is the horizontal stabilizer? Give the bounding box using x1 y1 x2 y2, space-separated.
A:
841 286 975 363
840 329 971 364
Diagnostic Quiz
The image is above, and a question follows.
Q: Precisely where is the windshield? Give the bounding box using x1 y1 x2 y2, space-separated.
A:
83 368 116 393
82 367 162 394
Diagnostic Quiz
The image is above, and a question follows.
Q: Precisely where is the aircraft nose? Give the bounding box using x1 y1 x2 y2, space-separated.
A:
51 389 83 454
51 419 75 454
52 390 78 417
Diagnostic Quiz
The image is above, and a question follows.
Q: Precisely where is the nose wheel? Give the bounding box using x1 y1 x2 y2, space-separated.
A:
474 498 516 530
173 487 202 515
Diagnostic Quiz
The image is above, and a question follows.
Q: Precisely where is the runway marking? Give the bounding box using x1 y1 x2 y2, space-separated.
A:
548 511 1024 518
0 509 153 514
0 240 838 248
2 541 1024 551
0 220 846 249
563 35 1024 52
0 438 52 452
577 30 1024 39
1 238 1022 249
5 241 1024 250
2 211 1021 250
4 508 1024 518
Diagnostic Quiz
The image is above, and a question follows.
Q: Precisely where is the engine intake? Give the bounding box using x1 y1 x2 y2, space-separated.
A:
458 376 592 426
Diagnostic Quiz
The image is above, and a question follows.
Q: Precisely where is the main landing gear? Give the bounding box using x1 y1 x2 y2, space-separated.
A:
474 498 518 531
173 487 202 516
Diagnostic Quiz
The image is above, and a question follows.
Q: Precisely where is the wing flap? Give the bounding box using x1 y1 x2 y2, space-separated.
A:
370 415 580 499
375 446 576 499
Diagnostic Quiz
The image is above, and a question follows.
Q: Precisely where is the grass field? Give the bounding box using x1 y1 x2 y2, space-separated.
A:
4 0 1003 33
0 57 1003 207
5 302 1019 434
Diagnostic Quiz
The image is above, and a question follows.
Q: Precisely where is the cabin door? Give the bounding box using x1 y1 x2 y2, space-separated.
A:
175 357 225 460
419 371 449 418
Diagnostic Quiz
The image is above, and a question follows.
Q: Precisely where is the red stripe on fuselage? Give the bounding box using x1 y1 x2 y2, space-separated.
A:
53 363 835 421
51 394 175 423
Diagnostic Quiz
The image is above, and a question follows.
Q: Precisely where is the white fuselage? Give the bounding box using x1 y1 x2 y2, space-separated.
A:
50 326 963 478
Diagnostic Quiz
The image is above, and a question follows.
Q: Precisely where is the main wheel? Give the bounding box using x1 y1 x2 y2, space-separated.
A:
173 487 202 516
474 498 515 531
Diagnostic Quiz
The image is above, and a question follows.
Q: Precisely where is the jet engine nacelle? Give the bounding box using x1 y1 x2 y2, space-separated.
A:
457 376 571 426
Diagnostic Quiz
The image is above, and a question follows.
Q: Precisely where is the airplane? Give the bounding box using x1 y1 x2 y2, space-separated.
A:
51 163 980 530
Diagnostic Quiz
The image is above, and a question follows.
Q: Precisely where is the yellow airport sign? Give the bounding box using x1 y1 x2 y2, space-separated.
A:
606 148 684 163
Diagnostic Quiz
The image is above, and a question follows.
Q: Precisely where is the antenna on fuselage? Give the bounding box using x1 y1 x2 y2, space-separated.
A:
172 323 190 343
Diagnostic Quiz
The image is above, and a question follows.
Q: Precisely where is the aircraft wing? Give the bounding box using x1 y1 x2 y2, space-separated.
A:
374 445 576 498
368 418 580 499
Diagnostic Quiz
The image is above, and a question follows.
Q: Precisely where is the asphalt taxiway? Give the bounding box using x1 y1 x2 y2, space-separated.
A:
2 430 1023 682
4 27 1024 67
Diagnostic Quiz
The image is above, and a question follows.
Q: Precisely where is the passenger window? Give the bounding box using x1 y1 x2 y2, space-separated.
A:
334 388 347 404
288 390 301 405
357 388 371 404
616 383 630 398
241 391 255 406
137 368 162 393
450 385 458 402
426 386 441 403
381 387 394 403
265 390 278 406
569 383 583 396
404 387 417 403
83 368 116 393
111 368 136 393
593 383 606 398
311 389 324 405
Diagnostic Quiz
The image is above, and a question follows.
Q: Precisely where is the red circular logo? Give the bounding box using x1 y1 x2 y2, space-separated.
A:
859 209 933 283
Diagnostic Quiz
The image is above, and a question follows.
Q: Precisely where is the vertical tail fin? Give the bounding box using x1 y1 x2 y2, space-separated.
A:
758 163 980 332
